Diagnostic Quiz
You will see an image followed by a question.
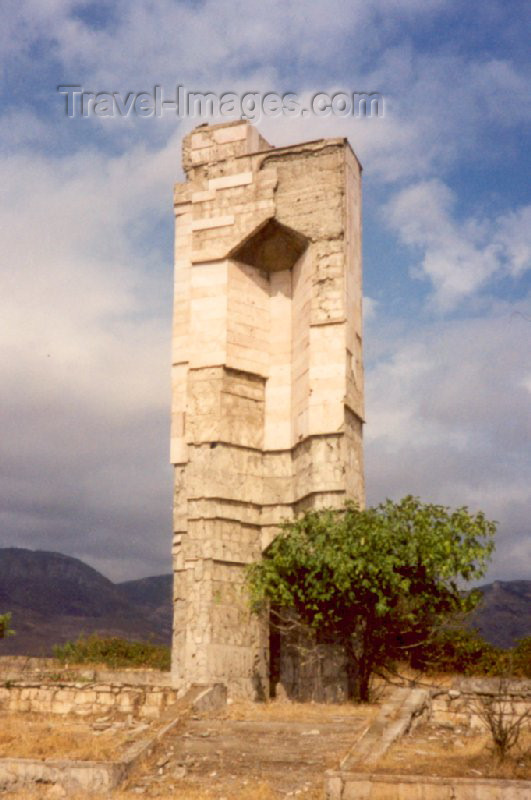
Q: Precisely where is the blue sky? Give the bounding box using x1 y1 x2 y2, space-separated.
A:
0 0 529 582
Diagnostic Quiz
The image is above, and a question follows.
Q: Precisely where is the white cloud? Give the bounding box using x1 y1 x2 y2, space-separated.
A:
1 0 529 583
364 307 531 580
385 180 531 308
0 137 183 578
47 0 447 87
363 296 378 321
1 0 527 206
495 206 531 277
7 0 529 186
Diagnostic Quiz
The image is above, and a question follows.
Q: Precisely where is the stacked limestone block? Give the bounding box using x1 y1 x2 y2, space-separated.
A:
171 121 365 697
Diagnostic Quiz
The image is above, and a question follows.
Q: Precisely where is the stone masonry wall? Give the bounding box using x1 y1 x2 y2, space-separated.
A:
171 121 364 698
431 679 531 731
0 681 177 719
0 657 176 719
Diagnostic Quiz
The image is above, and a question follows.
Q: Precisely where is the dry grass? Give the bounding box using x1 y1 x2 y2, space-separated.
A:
0 713 135 761
221 698 377 723
377 724 531 780
380 664 456 690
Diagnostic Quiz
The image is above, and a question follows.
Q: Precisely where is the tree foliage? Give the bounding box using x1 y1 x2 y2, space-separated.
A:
248 496 496 701
53 634 170 670
0 612 14 639
412 629 531 678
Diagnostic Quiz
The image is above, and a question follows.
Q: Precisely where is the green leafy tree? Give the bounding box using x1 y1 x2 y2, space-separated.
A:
248 496 496 701
53 634 171 671
409 627 503 674
0 613 15 639
511 636 531 678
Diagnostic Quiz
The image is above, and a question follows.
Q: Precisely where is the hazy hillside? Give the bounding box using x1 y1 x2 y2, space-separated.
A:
0 548 172 656
118 574 173 638
467 579 531 648
0 548 528 656
0 548 131 617
119 574 172 611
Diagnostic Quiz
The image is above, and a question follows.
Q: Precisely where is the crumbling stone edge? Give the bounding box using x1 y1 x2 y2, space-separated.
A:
339 687 431 772
0 683 227 795
325 772 531 800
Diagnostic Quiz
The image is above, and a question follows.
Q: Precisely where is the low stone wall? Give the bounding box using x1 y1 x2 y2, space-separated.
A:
326 772 531 800
0 655 173 686
0 656 178 719
0 681 178 719
431 678 531 731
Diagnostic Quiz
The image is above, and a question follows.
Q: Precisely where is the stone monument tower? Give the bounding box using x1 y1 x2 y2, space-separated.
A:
170 121 364 697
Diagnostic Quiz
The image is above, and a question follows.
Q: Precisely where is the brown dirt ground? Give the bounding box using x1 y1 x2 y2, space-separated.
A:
375 720 531 780
3 700 377 799
122 700 376 798
2 697 530 798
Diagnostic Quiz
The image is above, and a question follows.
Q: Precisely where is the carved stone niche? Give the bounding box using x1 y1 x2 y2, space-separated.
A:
229 217 309 273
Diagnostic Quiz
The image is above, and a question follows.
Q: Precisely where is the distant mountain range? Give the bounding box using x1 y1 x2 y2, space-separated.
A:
0 548 528 656
467 579 531 648
0 548 172 656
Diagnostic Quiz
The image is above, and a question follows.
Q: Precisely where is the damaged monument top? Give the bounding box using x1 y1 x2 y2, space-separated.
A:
170 120 365 699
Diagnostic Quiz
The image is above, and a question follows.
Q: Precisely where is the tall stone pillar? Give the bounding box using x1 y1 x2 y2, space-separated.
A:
170 121 364 698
